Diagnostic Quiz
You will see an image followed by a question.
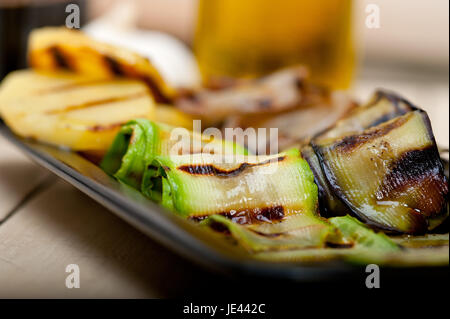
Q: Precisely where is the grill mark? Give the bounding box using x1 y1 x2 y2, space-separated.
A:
333 113 410 152
313 90 413 144
140 76 172 104
312 127 434 234
376 146 448 216
177 156 286 177
190 206 285 225
77 150 105 165
248 224 328 238
45 46 171 104
367 112 403 128
208 221 231 235
49 46 71 70
103 55 125 76
87 122 123 132
33 79 113 95
326 242 355 248
45 91 148 114
101 54 171 104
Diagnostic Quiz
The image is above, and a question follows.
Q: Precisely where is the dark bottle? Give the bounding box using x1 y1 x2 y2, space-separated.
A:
0 0 86 79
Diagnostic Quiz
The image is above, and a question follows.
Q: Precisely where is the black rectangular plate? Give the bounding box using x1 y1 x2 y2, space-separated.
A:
1 120 448 283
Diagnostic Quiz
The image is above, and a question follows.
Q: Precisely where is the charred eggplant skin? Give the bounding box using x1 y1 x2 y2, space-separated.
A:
312 109 448 234
301 144 349 217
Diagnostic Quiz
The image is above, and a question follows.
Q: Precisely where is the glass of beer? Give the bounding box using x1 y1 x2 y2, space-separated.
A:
194 0 354 89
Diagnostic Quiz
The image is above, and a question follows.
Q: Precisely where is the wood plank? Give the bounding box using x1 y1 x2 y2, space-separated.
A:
0 179 210 298
0 135 51 221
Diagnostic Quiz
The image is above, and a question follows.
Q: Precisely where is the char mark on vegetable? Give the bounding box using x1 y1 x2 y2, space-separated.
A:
103 55 171 104
46 92 148 114
376 146 448 216
48 46 71 70
87 122 123 132
333 115 409 152
33 79 111 95
103 55 125 76
140 75 172 104
177 156 286 177
191 205 285 225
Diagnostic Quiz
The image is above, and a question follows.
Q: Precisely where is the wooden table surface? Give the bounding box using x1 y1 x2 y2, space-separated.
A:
0 134 230 298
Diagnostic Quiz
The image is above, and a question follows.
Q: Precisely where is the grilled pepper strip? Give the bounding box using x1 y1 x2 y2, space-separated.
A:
100 118 248 190
312 110 448 234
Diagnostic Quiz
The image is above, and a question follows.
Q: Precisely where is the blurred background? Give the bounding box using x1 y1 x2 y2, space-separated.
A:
0 0 448 145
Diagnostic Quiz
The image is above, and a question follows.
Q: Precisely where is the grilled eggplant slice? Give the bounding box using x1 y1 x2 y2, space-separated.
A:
312 110 448 234
314 90 414 143
315 90 418 141
28 27 175 103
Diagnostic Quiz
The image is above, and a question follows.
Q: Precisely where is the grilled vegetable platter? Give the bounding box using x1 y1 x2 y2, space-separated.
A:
0 27 448 268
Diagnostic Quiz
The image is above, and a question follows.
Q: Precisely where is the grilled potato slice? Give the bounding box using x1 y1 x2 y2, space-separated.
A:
28 27 175 103
0 70 156 151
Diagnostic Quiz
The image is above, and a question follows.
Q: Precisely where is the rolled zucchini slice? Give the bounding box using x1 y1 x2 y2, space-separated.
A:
146 148 339 252
204 214 399 255
254 215 399 261
102 121 334 251
200 215 333 252
148 148 319 221
328 215 399 251
312 110 448 234
100 118 247 190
